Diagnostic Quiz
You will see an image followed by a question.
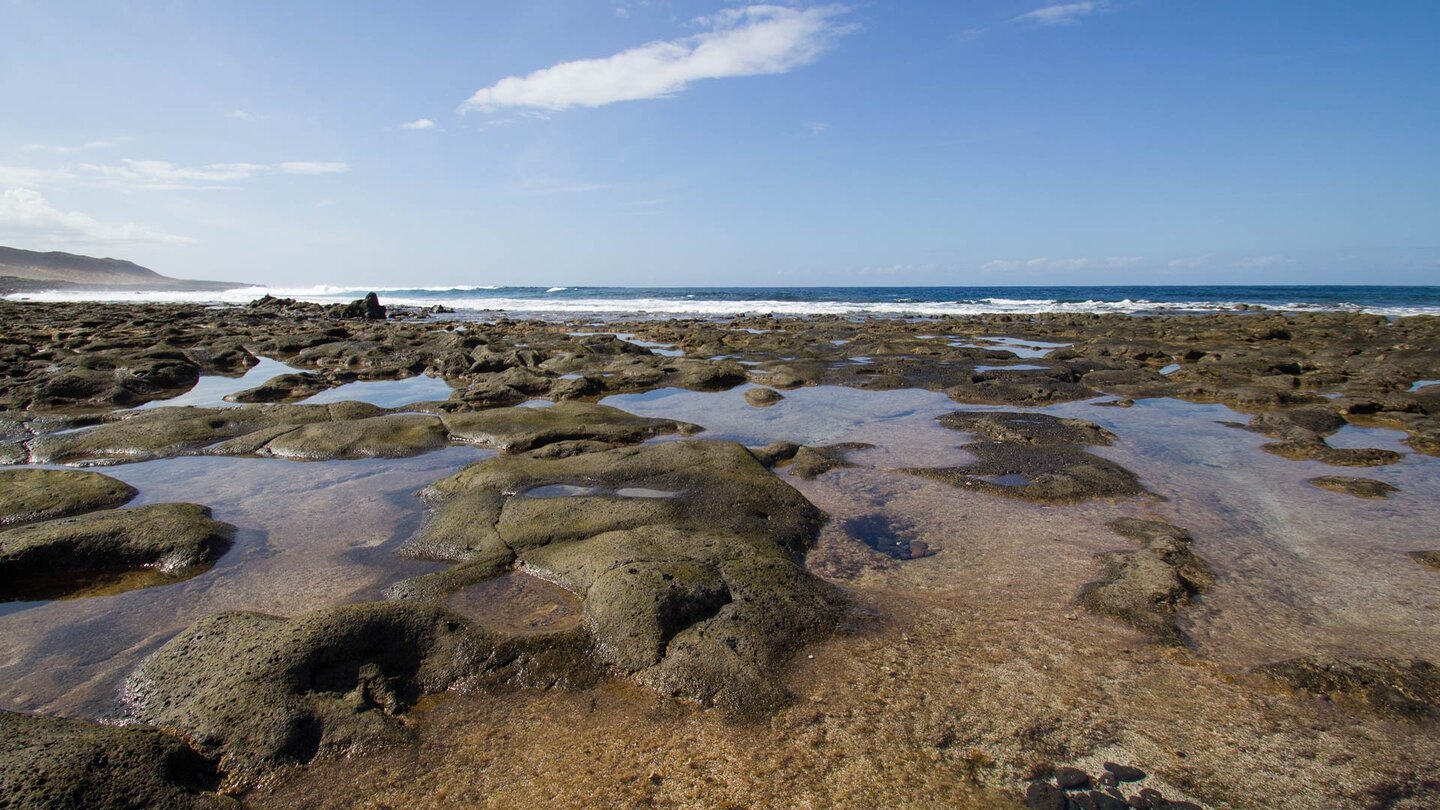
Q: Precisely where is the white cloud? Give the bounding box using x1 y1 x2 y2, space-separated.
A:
459 4 852 113
227 110 263 122
807 121 829 135
19 137 130 154
0 159 351 191
983 255 1143 271
0 166 77 187
1167 254 1213 269
1011 2 1104 26
399 118 436 130
0 187 192 246
276 161 350 175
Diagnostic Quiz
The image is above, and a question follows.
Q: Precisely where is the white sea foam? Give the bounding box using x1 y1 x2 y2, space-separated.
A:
6 288 1438 318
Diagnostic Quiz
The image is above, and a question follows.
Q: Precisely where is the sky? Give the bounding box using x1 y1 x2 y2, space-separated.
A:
1 0 1437 287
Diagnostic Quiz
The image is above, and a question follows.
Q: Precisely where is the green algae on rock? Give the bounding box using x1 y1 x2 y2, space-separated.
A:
1408 551 1440 571
1308 475 1400 498
121 601 598 790
0 468 137 526
0 503 234 601
392 439 843 715
1077 518 1214 644
0 710 235 810
1255 656 1440 719
904 411 1149 503
788 442 874 480
440 401 699 452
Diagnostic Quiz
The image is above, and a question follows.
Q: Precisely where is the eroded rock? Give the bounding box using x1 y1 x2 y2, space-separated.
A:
905 411 1147 502
0 503 234 600
1076 518 1213 644
440 402 699 452
1308 476 1399 498
121 602 596 789
744 387 784 407
1256 656 1440 719
393 440 842 714
0 710 234 809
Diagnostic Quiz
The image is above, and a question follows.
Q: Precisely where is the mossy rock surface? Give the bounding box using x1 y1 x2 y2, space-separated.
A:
440 401 698 452
1256 656 1440 719
906 411 1147 502
0 502 233 600
255 413 449 460
395 439 842 715
0 710 236 810
122 601 598 790
1077 519 1213 643
27 403 386 464
0 468 137 527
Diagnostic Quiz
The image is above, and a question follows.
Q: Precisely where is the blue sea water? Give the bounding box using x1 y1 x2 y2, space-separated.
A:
9 284 1440 318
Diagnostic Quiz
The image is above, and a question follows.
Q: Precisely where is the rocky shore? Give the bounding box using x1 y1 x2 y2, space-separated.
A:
2 297 1439 809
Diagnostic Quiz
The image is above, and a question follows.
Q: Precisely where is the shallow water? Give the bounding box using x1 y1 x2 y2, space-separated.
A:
0 446 492 719
299 374 454 407
606 384 1440 673
950 335 1072 358
973 363 1050 372
131 357 301 410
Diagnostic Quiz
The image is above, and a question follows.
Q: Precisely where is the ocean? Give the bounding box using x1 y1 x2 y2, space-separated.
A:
9 285 1440 319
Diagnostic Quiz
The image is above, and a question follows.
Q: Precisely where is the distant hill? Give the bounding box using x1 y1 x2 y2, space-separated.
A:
0 246 243 291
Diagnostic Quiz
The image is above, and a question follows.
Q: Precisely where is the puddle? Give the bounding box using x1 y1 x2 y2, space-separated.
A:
445 571 582 635
613 333 685 357
299 374 454 408
1326 424 1411 454
950 335 1072 358
848 357 873 365
0 446 493 718
518 399 556 409
1160 363 1182 376
1411 380 1439 392
840 513 933 560
132 357 302 410
974 364 1050 373
518 484 678 499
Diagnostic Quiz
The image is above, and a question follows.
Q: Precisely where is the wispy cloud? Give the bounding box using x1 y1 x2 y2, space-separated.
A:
227 109 263 122
399 118 436 130
1011 2 1106 26
275 161 350 176
807 121 830 135
0 159 351 191
983 255 1142 271
19 137 130 154
0 187 192 246
459 4 852 113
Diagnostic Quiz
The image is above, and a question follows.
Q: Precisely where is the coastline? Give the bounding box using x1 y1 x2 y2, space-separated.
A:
2 296 1439 808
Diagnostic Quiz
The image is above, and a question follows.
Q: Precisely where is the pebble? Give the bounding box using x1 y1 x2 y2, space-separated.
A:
1025 781 1066 810
1054 766 1091 790
1104 762 1147 782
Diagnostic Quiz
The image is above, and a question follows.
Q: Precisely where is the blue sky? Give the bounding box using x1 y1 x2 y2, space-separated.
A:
2 1 1437 287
